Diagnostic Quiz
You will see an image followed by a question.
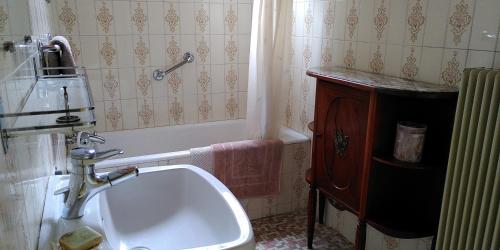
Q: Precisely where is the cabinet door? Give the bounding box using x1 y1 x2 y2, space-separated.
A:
313 81 369 212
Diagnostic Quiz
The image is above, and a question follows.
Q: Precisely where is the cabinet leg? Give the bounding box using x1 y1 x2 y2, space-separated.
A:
355 220 366 250
318 192 326 224
307 185 317 249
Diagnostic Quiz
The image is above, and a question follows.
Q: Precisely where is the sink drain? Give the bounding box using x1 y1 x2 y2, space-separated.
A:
130 247 150 250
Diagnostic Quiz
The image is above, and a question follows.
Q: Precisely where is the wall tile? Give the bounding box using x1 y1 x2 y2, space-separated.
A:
386 0 407 46
418 47 444 84
76 0 96 36
439 49 467 86
405 0 427 46
468 0 500 51
445 0 475 49
466 49 495 68
357 0 374 43
422 0 450 47
147 2 165 35
121 98 139 129
153 97 169 127
113 1 131 35
494 52 500 70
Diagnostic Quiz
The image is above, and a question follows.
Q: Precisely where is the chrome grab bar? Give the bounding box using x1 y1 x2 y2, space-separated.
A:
153 52 195 81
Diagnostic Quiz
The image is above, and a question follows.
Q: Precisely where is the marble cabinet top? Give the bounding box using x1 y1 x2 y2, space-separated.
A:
307 67 458 95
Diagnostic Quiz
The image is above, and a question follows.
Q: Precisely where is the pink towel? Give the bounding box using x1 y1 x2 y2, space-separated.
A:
212 139 283 198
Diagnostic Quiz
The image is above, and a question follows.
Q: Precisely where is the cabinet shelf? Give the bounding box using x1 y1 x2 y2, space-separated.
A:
372 155 436 170
367 214 435 239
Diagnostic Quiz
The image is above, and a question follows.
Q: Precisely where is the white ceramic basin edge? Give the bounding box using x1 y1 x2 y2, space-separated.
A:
38 165 255 250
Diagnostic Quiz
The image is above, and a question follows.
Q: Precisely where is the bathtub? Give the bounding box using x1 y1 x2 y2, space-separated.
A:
96 119 309 169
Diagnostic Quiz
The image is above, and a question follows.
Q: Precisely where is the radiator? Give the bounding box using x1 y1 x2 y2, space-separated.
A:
436 68 499 250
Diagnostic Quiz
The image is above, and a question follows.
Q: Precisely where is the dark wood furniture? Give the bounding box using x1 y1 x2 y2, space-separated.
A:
306 67 458 249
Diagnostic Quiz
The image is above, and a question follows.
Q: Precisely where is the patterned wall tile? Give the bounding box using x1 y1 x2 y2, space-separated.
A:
49 0 251 132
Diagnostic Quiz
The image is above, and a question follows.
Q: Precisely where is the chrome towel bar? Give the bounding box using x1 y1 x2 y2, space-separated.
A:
152 52 195 81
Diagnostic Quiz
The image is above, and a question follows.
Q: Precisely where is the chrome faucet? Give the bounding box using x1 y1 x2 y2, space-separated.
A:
55 147 139 219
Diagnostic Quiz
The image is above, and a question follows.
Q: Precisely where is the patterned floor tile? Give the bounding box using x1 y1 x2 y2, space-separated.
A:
252 211 354 250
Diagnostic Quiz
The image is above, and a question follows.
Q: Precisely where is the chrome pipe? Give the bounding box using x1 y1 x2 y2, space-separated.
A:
152 52 195 81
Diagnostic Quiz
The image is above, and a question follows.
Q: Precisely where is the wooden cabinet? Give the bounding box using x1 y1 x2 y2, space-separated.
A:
314 81 369 212
306 67 458 250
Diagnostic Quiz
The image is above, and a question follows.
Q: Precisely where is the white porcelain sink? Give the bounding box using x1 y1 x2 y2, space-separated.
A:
39 165 255 250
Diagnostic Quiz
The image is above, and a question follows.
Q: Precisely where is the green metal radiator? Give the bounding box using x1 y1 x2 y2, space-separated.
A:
436 68 499 250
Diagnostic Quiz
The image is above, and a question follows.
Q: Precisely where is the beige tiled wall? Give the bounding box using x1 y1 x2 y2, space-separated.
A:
0 1 64 249
48 0 253 132
0 134 66 249
287 0 500 135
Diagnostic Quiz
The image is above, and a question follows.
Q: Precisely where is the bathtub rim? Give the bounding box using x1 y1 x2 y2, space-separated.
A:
95 123 309 169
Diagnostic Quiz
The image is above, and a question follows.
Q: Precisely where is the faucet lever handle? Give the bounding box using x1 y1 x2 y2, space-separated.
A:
79 131 105 145
71 147 124 164
54 186 70 196
95 149 124 160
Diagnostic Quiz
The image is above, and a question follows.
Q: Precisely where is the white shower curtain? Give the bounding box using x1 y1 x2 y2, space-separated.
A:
246 0 293 139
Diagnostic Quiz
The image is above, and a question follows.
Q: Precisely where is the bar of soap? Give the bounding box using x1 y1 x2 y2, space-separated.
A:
59 226 103 250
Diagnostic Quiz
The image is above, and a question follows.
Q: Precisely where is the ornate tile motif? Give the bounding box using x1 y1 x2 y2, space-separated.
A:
441 51 462 86
134 37 149 66
100 37 116 66
292 176 305 200
97 1 113 33
299 108 308 131
344 42 355 69
285 99 292 127
321 40 333 67
301 78 310 100
106 102 122 130
139 100 154 126
225 36 238 62
136 68 151 97
58 0 77 33
346 0 359 39
252 212 353 250
384 235 399 250
0 6 8 33
226 94 238 119
165 3 179 33
369 45 384 74
167 37 180 64
374 0 388 41
169 97 183 124
407 0 425 44
103 70 119 99
303 43 312 69
323 1 335 31
196 5 209 33
225 65 238 91
198 66 211 93
225 3 237 33
401 47 418 80
293 144 307 167
449 0 472 45
304 3 313 34
196 36 209 63
198 95 212 121
168 71 182 94
132 2 147 33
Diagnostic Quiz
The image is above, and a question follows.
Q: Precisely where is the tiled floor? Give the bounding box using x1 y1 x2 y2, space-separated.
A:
252 211 354 250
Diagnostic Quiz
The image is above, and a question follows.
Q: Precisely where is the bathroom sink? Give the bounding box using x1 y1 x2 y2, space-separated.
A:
38 165 255 250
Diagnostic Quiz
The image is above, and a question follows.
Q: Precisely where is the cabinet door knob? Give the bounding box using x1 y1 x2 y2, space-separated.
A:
334 129 349 156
